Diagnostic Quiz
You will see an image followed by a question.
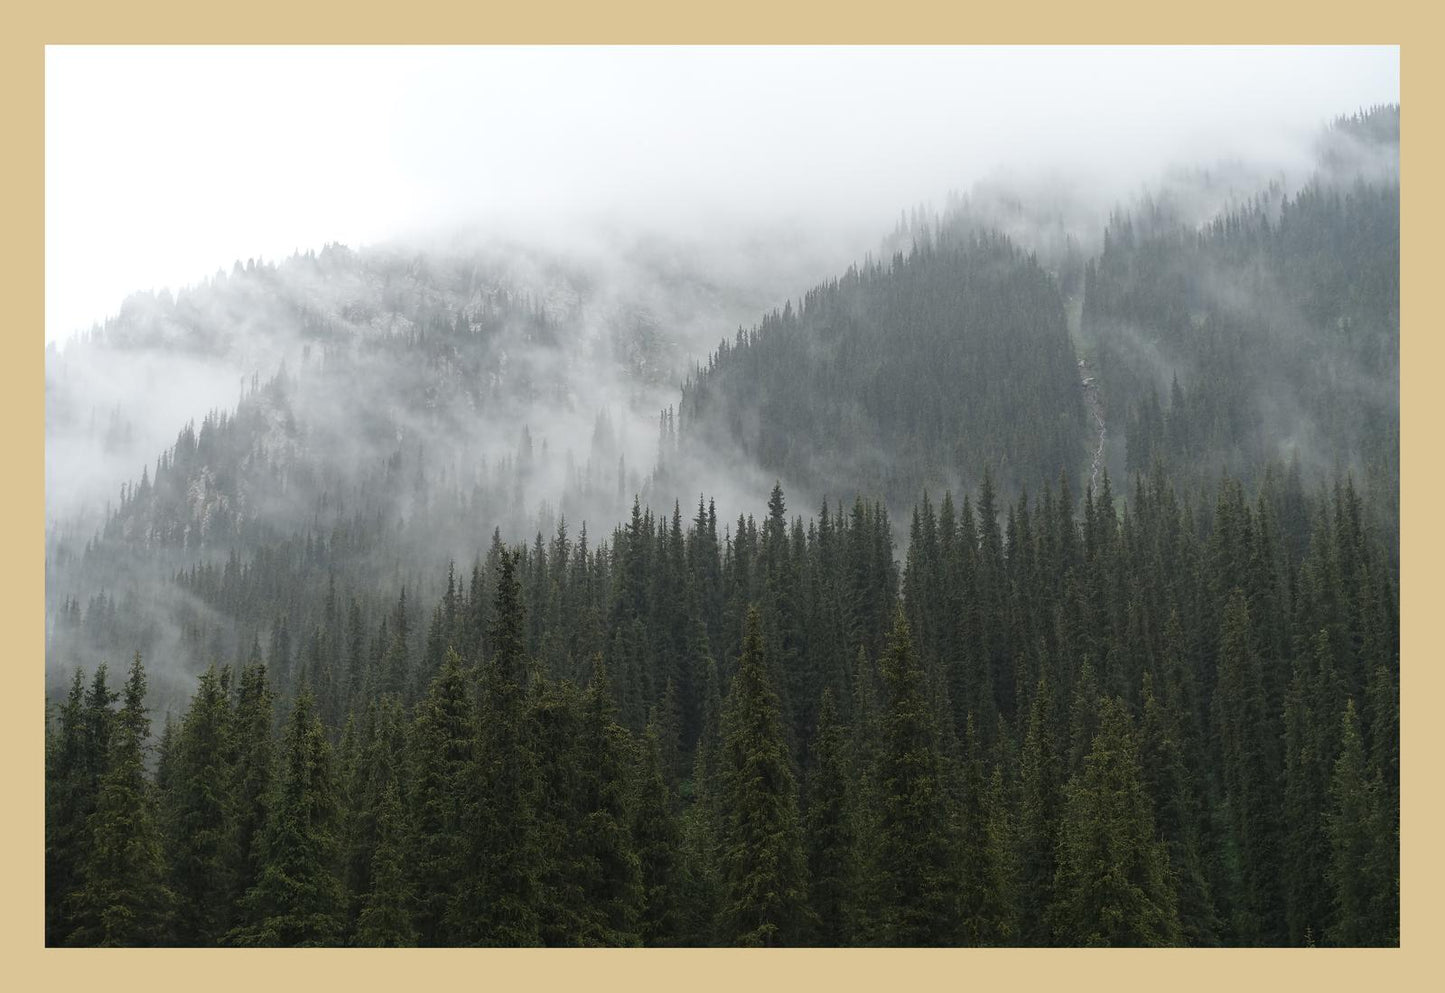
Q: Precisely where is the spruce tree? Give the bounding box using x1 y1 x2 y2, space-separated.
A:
678 656 724 945
229 687 344 946
227 660 274 914
1325 699 1392 946
804 688 856 945
452 550 543 945
355 781 419 946
1016 677 1062 945
407 646 475 946
634 724 684 945
167 666 236 944
1213 589 1285 944
716 606 809 946
1139 673 1218 945
70 653 173 946
45 671 90 945
1049 696 1182 946
575 662 644 944
875 609 958 945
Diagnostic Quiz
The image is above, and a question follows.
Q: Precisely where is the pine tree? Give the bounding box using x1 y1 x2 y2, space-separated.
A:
1213 589 1285 944
805 688 856 944
716 606 809 946
1016 678 1062 945
1139 673 1218 945
452 550 544 945
1281 630 1339 945
875 609 958 945
574 662 644 944
46 670 91 945
69 653 173 946
339 694 408 939
1049 696 1181 946
981 762 1021 944
355 781 418 946
227 660 274 913
1325 699 1392 946
229 687 345 946
407 646 475 946
634 724 684 945
678 657 724 945
166 666 236 944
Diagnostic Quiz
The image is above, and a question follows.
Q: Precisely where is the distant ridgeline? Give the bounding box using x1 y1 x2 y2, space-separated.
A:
672 231 1086 511
1087 105 1399 538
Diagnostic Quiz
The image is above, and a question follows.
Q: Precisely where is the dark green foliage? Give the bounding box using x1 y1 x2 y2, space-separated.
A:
1049 697 1182 946
1325 700 1394 946
45 468 1396 947
67 654 173 946
164 665 236 944
406 646 474 946
1139 673 1218 944
45 124 1398 949
229 688 344 946
227 660 274 909
1016 678 1062 944
875 610 958 945
634 724 684 945
530 662 643 945
339 694 408 939
355 781 418 946
1213 590 1285 944
716 607 809 946
451 550 544 945
804 689 856 944
46 671 94 945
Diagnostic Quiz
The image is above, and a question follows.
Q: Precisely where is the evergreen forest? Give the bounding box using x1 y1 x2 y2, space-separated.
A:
44 104 1400 947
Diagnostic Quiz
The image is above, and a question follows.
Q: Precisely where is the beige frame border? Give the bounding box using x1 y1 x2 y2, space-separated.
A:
7 11 1431 991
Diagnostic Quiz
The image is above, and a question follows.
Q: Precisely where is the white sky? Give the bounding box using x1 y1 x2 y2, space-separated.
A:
45 45 1399 344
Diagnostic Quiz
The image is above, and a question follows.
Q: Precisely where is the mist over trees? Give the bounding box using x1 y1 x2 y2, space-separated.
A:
44 102 1399 947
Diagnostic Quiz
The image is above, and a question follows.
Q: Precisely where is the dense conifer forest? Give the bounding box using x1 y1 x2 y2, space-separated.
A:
44 104 1399 947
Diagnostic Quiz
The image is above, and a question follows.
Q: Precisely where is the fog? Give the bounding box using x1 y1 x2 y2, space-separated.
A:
44 46 1398 698
47 46 1398 344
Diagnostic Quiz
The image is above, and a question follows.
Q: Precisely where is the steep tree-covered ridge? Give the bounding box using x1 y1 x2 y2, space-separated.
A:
674 231 1085 510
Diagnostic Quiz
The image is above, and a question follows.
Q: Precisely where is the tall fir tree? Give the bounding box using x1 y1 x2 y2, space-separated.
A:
804 688 857 944
716 606 809 946
634 723 685 945
355 780 419 946
69 654 173 946
452 550 544 945
166 666 236 944
407 646 475 946
229 687 345 946
1049 696 1181 947
227 660 275 914
1325 699 1393 946
875 609 959 945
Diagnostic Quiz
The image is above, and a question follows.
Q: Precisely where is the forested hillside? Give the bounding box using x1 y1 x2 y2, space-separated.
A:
675 232 1085 508
46 472 1398 946
1087 108 1399 534
44 104 1400 947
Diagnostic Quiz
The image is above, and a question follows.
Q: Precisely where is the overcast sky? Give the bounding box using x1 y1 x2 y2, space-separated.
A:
44 45 1399 344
